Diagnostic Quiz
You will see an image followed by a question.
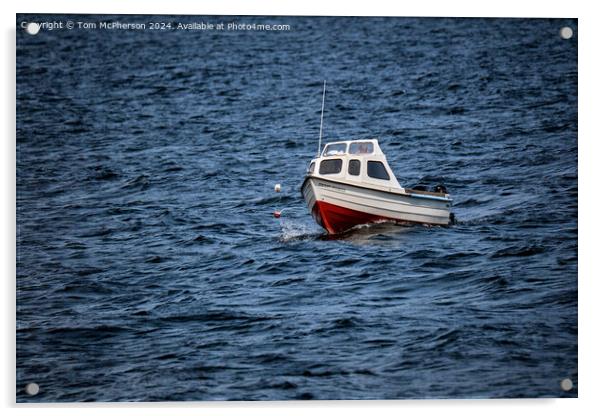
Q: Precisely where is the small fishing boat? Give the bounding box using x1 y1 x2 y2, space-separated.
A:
300 82 453 234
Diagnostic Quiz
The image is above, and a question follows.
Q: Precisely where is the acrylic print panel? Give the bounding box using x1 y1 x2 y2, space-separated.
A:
16 14 578 402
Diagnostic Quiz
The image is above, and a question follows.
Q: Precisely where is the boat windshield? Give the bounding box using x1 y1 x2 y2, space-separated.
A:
323 143 347 156
349 142 374 155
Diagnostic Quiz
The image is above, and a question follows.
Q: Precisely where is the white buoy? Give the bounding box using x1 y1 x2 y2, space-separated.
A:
274 183 281 193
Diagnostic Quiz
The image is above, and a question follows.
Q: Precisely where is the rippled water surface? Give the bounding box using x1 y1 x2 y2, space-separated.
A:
17 15 577 401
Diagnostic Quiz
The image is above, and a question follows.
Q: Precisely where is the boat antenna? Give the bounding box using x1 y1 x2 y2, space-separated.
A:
317 80 326 157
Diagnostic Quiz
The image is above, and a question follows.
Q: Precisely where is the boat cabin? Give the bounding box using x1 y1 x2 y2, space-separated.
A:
307 139 402 189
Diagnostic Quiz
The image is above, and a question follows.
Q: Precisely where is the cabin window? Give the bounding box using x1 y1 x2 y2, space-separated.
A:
308 162 315 174
348 159 361 176
367 161 390 180
323 143 347 156
349 142 374 155
319 159 343 175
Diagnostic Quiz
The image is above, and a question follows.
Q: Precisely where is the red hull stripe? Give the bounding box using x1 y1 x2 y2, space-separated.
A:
312 200 394 234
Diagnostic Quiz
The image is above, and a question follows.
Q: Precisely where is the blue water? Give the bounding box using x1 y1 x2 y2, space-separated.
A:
16 15 577 401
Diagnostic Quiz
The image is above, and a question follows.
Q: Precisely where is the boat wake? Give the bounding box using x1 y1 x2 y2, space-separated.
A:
278 219 322 242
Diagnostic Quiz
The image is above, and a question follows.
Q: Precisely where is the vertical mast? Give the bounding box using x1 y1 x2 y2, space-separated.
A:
317 80 326 157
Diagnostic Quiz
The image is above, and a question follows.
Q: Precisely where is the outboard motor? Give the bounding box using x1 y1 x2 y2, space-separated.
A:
432 184 447 194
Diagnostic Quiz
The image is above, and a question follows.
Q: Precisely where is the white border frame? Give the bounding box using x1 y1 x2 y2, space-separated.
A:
4 1 599 415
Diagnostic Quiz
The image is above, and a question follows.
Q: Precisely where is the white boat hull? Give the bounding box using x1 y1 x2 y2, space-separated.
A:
301 176 452 234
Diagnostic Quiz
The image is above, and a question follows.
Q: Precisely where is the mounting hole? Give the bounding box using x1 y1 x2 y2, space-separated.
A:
560 27 573 40
25 382 39 396
560 378 573 391
25 22 40 35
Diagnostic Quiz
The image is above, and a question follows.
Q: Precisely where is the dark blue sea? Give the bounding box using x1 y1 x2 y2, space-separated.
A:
16 15 577 401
